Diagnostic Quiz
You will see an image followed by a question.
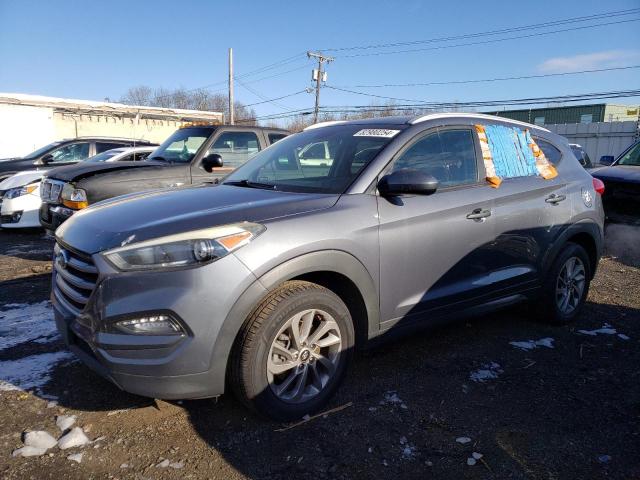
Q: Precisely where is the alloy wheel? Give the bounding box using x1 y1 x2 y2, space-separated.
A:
555 256 586 315
266 309 342 404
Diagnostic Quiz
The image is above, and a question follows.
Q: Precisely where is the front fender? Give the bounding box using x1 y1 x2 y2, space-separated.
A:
206 250 379 395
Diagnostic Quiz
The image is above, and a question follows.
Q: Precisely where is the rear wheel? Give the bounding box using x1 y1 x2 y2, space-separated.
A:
230 281 354 421
537 243 591 324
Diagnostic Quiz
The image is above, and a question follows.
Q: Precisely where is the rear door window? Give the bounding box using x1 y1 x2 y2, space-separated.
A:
268 133 288 144
96 142 126 153
392 129 478 187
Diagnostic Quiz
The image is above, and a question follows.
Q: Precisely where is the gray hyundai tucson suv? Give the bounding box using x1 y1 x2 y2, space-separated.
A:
52 113 604 420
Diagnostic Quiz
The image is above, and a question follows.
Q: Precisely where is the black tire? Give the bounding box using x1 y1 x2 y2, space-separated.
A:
537 242 592 325
230 280 354 421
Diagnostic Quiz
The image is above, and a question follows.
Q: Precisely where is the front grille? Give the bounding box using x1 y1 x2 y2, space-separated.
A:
41 179 65 203
53 243 98 316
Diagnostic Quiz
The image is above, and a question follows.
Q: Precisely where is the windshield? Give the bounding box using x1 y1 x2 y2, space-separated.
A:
617 142 640 166
223 125 402 194
85 150 123 163
148 127 213 163
23 141 64 159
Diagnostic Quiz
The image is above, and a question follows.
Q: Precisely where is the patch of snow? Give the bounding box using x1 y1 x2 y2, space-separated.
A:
510 337 554 351
156 459 171 468
24 431 57 450
472 452 483 460
598 454 611 464
120 463 129 469
618 334 630 341
170 461 185 469
380 390 408 409
58 427 90 449
467 457 477 466
456 437 472 444
67 452 83 463
470 362 503 383
0 351 74 392
0 301 57 349
56 415 77 432
12 446 48 457
47 401 58 409
578 324 617 336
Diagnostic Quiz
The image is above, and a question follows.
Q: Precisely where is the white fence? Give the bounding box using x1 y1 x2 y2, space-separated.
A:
545 121 638 164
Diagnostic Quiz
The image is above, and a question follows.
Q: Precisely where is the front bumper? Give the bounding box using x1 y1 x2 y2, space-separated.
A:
40 203 76 232
52 245 260 399
1 193 42 228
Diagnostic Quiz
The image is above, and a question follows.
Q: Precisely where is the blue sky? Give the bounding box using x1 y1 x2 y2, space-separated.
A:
1 0 638 121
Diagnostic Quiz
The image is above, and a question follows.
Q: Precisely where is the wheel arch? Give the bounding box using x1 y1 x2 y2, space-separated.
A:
543 220 603 279
208 250 379 395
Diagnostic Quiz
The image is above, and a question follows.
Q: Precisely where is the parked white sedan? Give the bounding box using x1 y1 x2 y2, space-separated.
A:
0 146 155 229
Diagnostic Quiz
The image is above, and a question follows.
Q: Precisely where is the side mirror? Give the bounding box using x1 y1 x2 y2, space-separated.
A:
378 169 439 196
41 153 53 165
599 155 615 166
201 153 223 172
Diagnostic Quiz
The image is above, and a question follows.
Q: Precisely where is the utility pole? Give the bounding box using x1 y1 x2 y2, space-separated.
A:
307 51 334 124
228 47 234 125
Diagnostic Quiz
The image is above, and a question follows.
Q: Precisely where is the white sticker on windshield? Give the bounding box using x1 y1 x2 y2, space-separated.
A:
353 129 401 138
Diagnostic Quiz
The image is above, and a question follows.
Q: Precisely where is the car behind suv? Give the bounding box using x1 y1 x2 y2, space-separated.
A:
52 114 604 420
39 125 289 232
0 137 155 182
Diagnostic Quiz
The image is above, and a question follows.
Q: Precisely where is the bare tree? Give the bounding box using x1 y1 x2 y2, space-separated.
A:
119 86 256 124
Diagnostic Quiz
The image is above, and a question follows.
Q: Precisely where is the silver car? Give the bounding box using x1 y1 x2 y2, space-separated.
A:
52 113 604 420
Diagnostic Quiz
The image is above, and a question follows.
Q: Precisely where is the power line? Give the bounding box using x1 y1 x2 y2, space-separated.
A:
234 89 640 124
242 89 311 107
335 18 640 58
317 89 640 110
332 65 640 89
235 77 295 111
320 8 639 52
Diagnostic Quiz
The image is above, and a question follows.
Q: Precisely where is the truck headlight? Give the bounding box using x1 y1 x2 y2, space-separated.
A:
61 184 88 209
102 222 265 271
4 183 38 199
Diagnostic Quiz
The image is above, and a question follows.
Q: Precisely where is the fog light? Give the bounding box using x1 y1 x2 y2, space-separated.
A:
11 212 23 223
115 315 183 335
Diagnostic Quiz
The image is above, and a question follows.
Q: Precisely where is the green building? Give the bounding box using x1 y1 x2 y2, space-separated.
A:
487 103 640 125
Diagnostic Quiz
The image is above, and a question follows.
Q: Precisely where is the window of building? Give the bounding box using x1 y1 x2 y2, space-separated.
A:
580 114 593 124
533 116 545 126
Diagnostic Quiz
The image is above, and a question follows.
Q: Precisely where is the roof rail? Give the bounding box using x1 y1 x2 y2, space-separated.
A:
303 120 348 131
409 113 550 132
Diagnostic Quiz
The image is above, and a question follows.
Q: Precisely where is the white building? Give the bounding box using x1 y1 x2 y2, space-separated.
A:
0 93 224 158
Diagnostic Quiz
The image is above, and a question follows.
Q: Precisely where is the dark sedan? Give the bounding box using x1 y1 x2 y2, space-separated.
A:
590 141 640 219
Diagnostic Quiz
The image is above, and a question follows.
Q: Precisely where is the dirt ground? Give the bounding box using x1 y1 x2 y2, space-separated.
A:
0 226 639 479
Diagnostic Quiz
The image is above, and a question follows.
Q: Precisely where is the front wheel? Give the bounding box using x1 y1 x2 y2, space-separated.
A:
230 281 354 421
537 243 592 324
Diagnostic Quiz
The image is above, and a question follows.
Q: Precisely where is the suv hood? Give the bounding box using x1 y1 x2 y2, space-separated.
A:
591 165 640 184
57 184 340 253
47 160 164 182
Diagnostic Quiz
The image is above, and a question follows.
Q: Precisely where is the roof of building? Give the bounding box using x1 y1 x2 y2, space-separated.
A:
0 92 223 122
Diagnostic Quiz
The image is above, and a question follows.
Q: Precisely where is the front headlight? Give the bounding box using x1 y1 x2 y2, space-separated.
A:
4 183 38 199
61 184 88 209
102 222 266 271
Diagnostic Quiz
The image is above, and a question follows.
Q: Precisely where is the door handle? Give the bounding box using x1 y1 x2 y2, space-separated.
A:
466 208 492 221
545 194 567 204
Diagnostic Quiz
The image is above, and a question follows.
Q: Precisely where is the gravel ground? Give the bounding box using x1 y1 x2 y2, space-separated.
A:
0 226 639 479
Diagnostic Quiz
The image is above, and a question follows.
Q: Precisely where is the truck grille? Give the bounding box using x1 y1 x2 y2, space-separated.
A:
41 179 65 203
53 243 98 316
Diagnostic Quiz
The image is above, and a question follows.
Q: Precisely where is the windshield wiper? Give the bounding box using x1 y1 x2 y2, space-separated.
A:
224 179 277 190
